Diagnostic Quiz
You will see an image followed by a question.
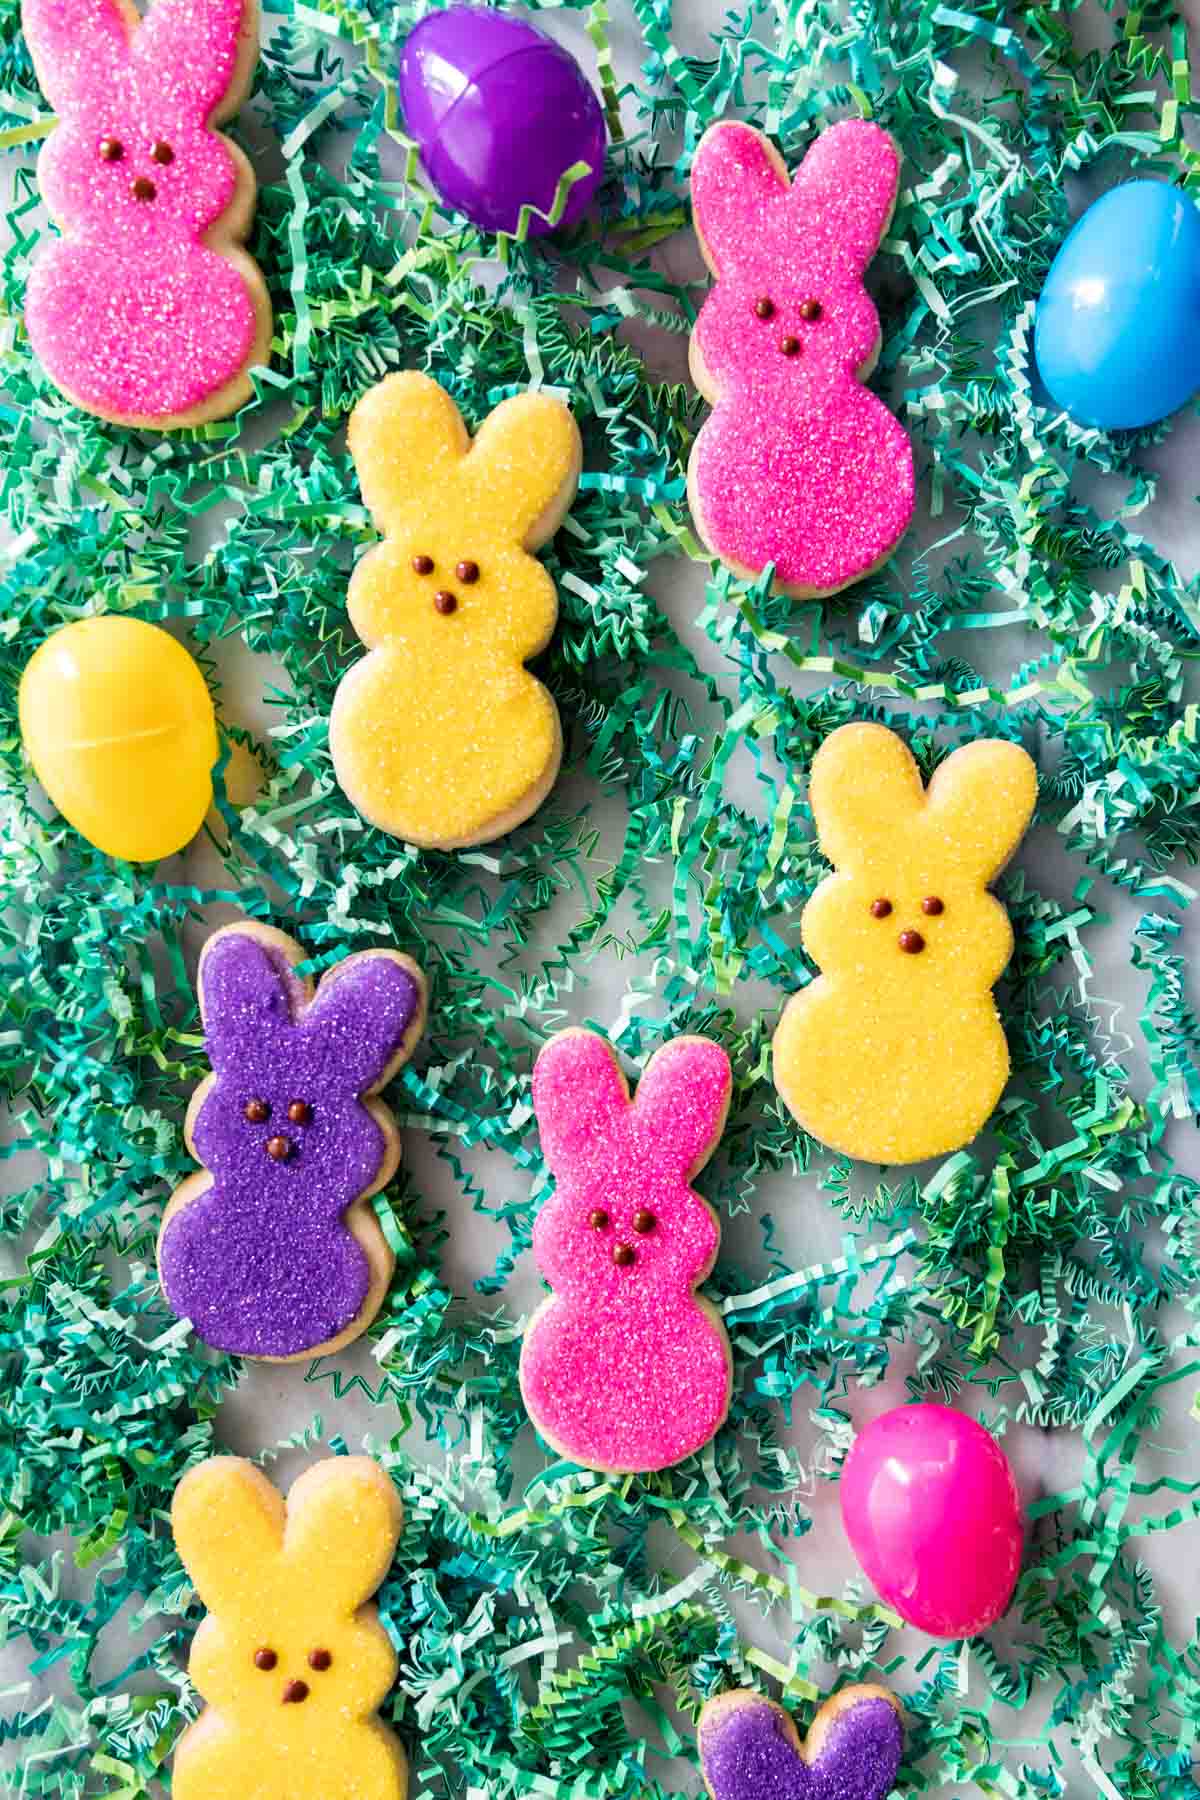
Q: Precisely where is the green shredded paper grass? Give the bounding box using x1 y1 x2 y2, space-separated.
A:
2 0 1200 1794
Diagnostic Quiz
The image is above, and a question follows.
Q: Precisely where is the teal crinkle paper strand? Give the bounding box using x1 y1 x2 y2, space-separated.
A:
2 0 1200 1794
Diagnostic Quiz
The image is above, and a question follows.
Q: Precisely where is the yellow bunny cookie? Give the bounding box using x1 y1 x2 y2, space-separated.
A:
172 1455 406 1800
773 723 1037 1164
331 372 582 849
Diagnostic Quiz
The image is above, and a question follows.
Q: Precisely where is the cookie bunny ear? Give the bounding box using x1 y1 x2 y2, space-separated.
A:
691 122 790 277
790 119 900 275
533 1029 630 1175
348 373 470 537
198 928 300 1069
461 392 581 549
808 722 925 869
632 1038 731 1180
926 739 1037 881
134 0 256 121
304 951 426 1094
281 1458 402 1609
173 1457 285 1611
21 0 133 109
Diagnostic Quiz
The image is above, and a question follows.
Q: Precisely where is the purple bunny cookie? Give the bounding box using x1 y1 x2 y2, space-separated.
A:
698 1686 903 1800
158 921 426 1359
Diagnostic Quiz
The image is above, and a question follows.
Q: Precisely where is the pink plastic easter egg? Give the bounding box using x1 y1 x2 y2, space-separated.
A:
839 1402 1023 1637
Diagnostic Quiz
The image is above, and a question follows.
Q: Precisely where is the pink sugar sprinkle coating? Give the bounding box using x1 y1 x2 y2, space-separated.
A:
22 0 264 422
27 249 256 419
520 1030 733 1474
688 119 915 597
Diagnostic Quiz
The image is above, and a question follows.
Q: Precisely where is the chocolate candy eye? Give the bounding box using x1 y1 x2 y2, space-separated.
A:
244 1098 270 1122
253 1648 277 1670
411 554 434 575
455 559 479 583
799 298 822 321
869 898 892 919
754 297 774 319
99 136 124 162
632 1209 656 1234
589 1209 610 1230
151 141 174 165
307 1649 332 1671
921 896 944 916
287 1100 312 1124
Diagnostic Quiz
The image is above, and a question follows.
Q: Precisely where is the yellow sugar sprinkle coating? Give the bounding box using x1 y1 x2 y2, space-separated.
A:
331 372 582 850
773 722 1037 1165
171 1456 407 1799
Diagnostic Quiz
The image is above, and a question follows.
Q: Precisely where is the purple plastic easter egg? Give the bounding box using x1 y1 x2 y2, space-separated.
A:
398 5 606 236
840 1403 1023 1638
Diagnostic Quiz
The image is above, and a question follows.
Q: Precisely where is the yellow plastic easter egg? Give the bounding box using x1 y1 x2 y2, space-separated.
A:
19 616 218 861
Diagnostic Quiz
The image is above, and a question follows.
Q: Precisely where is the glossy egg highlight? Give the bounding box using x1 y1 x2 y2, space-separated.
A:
840 1401 1023 1638
19 616 218 861
398 4 606 236
1034 180 1200 430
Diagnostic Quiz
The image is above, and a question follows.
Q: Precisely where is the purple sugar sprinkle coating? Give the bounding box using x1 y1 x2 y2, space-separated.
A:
159 931 421 1357
700 1695 902 1800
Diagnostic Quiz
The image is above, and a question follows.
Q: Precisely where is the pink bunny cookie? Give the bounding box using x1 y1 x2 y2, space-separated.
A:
688 119 914 598
22 0 272 427
519 1029 733 1474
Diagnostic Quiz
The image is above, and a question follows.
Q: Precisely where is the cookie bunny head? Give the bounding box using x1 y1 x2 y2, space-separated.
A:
173 1457 402 1725
698 1687 903 1800
531 1030 731 1301
690 119 899 395
23 0 256 248
800 724 1038 992
347 372 582 661
189 925 425 1202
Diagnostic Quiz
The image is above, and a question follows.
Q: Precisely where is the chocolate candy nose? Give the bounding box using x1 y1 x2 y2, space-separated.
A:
898 930 925 954
266 1134 292 1161
282 1678 309 1704
132 176 157 201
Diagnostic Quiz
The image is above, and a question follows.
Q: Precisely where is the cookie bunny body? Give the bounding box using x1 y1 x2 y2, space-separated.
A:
520 1030 733 1473
688 120 914 598
773 724 1037 1164
172 1456 406 1800
158 921 426 1359
331 372 582 849
22 0 272 427
698 1685 903 1800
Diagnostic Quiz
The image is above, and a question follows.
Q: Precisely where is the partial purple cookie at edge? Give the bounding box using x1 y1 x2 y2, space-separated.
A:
699 1693 902 1800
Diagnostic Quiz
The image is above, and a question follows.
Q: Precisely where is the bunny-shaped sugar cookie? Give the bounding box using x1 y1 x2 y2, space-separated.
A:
21 0 272 427
773 724 1037 1164
158 920 426 1359
698 1685 903 1800
520 1029 733 1473
688 120 914 598
331 372 582 849
172 1455 406 1800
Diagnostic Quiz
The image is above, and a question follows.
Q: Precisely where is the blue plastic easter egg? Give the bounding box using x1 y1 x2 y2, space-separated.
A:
1034 180 1200 430
398 4 606 237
